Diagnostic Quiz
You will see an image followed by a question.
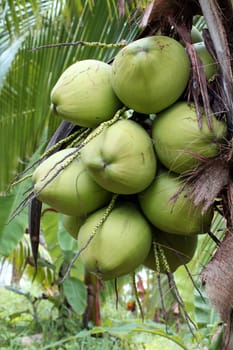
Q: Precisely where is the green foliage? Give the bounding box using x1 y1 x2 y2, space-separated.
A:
0 192 27 257
63 277 87 315
77 321 189 349
0 284 188 349
57 221 77 260
194 285 219 328
2 234 55 286
0 261 224 350
0 36 24 88
0 137 47 257
40 209 61 267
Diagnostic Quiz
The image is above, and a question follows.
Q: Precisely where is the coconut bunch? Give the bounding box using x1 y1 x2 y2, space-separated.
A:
30 32 227 281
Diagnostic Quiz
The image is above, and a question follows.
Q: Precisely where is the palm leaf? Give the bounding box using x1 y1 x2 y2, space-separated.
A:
0 134 47 257
4 233 55 287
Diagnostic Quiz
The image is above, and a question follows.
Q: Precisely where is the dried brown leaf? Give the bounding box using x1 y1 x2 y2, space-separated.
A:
186 158 229 213
201 228 233 349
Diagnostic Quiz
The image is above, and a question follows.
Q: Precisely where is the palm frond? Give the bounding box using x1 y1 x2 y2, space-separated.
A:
3 233 55 287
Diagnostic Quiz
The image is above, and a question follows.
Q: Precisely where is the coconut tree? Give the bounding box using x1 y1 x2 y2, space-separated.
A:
2 0 233 348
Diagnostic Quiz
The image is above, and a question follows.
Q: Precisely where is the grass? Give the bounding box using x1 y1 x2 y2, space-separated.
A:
0 285 216 350
0 286 140 349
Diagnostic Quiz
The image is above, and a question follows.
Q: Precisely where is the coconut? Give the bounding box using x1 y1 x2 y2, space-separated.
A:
111 36 190 114
51 59 122 128
81 119 157 194
194 42 217 80
62 214 85 239
144 229 198 273
138 171 213 235
32 148 112 216
152 101 227 174
77 203 152 280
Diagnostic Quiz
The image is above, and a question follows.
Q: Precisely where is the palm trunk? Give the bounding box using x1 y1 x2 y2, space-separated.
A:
199 0 233 137
197 1 233 349
82 271 101 328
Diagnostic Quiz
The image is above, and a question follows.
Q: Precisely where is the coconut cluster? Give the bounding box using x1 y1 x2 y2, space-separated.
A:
32 34 226 281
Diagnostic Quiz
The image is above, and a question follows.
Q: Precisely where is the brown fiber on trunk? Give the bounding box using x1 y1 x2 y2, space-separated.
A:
83 272 102 328
186 157 229 213
201 229 233 349
197 2 233 348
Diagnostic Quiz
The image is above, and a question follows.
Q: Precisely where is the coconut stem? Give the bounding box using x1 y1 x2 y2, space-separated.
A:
40 149 79 183
157 274 168 331
68 128 91 148
8 189 36 223
114 278 119 310
166 272 197 337
152 240 171 273
157 244 171 273
153 241 161 273
40 127 88 161
30 40 127 52
9 127 86 187
81 106 126 147
132 272 144 322
8 173 33 191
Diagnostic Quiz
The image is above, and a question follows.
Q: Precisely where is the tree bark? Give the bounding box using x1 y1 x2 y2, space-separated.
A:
198 0 233 137
198 2 233 348
82 271 101 328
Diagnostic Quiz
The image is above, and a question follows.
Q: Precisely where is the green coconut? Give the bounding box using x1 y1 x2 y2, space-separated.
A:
152 101 227 174
194 42 217 80
81 119 157 194
144 230 198 273
77 203 152 280
62 214 85 239
111 36 190 114
32 148 112 216
138 171 213 235
51 59 122 128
